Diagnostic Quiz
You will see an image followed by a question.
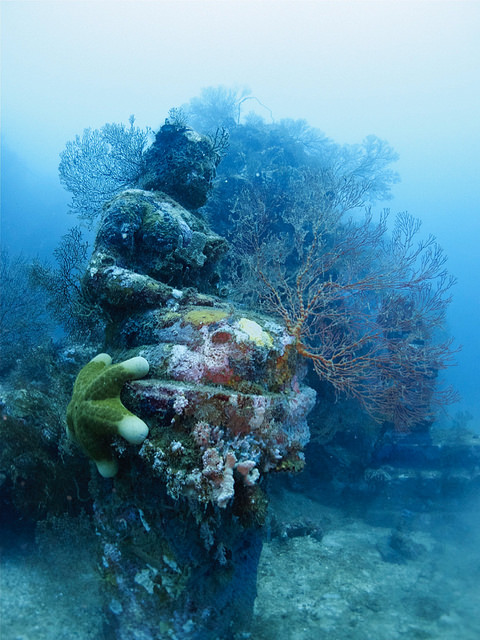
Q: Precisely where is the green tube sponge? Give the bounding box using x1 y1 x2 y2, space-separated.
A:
66 353 150 477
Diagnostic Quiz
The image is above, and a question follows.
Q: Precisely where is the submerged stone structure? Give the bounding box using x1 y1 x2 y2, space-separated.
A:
70 124 315 638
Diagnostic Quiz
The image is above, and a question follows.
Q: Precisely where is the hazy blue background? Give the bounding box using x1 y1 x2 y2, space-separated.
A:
2 1 479 425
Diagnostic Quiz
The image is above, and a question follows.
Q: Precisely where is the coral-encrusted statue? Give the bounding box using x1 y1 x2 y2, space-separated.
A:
74 123 315 639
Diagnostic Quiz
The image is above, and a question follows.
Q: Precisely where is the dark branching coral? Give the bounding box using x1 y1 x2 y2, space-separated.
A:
30 226 105 341
182 85 252 132
0 250 52 371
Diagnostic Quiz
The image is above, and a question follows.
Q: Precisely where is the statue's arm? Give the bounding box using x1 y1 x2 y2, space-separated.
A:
84 255 215 310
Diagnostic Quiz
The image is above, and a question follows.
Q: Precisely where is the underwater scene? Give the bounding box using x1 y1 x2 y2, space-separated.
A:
1 2 479 639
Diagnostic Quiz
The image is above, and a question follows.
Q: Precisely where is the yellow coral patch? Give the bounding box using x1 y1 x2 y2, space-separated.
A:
236 318 273 348
183 307 229 326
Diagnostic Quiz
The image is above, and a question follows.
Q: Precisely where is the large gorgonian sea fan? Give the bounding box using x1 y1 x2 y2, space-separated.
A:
254 209 458 431
59 116 151 223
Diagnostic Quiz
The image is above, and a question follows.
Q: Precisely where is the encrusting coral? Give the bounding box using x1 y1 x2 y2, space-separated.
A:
66 353 150 477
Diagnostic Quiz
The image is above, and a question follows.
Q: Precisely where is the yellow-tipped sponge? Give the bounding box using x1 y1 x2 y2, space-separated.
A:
66 353 150 477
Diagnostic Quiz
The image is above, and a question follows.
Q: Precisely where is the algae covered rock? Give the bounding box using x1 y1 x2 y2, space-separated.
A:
84 189 228 312
136 123 221 210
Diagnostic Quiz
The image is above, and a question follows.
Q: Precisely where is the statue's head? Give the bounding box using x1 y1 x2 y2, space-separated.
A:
138 124 221 210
